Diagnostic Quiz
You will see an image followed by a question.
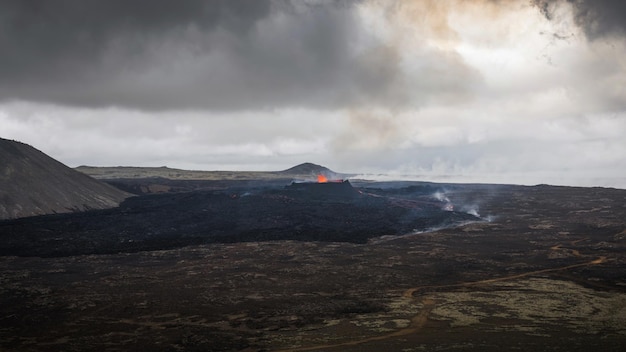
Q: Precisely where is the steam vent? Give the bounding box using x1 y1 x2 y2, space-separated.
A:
287 180 359 200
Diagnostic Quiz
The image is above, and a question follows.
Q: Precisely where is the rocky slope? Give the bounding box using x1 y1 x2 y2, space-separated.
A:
0 138 130 220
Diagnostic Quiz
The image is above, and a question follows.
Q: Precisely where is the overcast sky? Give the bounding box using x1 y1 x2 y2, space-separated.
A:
1 0 625 187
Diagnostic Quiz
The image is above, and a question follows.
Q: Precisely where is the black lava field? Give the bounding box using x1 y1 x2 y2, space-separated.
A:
0 181 479 257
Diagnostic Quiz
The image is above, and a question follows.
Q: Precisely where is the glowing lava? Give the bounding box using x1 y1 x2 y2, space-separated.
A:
317 174 328 183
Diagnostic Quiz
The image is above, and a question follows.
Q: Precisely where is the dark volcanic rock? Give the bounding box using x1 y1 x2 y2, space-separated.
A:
287 180 360 199
0 182 478 257
0 138 130 220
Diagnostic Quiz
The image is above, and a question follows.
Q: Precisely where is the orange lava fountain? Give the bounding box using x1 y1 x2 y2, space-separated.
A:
317 174 328 183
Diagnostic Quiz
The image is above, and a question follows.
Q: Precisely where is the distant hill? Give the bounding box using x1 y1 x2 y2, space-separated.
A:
278 162 334 176
0 138 130 220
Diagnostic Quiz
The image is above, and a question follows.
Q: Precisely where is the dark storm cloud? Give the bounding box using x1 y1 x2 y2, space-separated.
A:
0 0 271 77
0 0 419 110
533 0 626 39
0 0 266 108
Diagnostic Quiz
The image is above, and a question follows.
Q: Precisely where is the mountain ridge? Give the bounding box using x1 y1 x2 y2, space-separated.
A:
76 162 348 180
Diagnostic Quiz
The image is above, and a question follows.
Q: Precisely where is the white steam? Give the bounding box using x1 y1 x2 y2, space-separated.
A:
433 191 450 203
432 191 454 211
432 191 486 218
461 205 480 217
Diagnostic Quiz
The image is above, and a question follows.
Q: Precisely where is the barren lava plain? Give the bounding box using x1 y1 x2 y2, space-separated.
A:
1 179 625 351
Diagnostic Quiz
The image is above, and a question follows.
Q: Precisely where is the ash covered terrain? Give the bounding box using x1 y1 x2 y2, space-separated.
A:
1 159 626 351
